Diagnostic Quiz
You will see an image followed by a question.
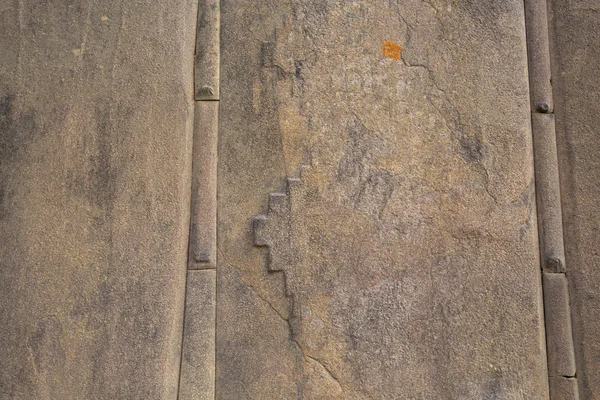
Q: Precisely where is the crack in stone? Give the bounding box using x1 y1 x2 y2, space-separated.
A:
392 3 502 206
422 0 447 32
304 354 343 392
218 248 289 323
219 248 344 394
482 166 499 205
400 57 499 205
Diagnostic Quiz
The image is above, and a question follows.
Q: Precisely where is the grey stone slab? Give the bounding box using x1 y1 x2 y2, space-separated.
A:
179 270 216 400
189 101 218 269
525 0 554 113
543 273 576 377
218 0 548 398
195 0 220 100
0 0 197 398
532 114 566 273
550 1 600 397
549 377 579 400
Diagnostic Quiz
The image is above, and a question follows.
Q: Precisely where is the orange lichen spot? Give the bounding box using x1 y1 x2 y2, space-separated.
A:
382 40 402 60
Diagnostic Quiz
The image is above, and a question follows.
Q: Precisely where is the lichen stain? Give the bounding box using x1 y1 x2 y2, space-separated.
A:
382 40 402 60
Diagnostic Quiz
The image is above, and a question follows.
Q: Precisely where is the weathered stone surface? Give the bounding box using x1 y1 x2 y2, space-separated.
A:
549 377 579 400
218 0 548 398
550 1 600 397
542 273 576 377
525 0 554 113
0 0 197 398
531 113 565 273
179 270 216 400
189 101 218 269
195 0 220 100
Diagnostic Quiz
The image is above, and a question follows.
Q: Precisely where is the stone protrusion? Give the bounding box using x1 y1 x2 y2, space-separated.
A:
195 0 220 100
253 170 308 290
531 113 566 273
525 1 579 398
525 0 554 113
189 101 219 270
268 192 289 215
543 273 576 378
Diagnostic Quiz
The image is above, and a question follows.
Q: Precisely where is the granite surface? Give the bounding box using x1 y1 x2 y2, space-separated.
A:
0 1 197 398
217 1 548 398
550 0 600 397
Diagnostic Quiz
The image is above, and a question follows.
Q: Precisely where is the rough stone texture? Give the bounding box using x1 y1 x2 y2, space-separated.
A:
179 270 216 400
532 113 565 273
189 101 218 269
218 1 548 398
525 0 554 113
0 0 197 398
194 0 220 100
550 1 600 398
542 273 576 377
549 377 579 400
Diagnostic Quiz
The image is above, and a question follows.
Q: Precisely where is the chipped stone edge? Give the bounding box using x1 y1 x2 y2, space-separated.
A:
525 0 578 397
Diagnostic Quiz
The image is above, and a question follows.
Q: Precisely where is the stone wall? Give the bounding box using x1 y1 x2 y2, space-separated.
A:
1 0 598 399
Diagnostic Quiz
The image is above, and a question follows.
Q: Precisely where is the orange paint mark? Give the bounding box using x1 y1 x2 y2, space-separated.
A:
382 40 402 60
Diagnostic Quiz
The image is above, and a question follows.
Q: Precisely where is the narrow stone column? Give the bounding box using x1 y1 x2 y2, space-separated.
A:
178 270 217 400
179 0 220 398
524 0 578 398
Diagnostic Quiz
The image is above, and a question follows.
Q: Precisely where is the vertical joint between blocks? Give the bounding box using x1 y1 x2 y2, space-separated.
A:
180 1 220 399
525 0 578 398
189 0 220 270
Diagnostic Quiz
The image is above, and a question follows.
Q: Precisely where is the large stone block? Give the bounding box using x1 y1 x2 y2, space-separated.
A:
550 0 600 397
218 0 548 398
0 0 197 398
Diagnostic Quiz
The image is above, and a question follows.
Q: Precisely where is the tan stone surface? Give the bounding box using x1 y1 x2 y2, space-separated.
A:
542 273 576 377
549 377 579 400
179 270 216 400
218 0 548 398
550 1 600 397
194 0 220 100
189 101 218 269
0 0 197 398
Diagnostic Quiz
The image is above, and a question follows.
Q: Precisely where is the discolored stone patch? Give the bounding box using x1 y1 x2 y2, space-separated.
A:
381 40 402 60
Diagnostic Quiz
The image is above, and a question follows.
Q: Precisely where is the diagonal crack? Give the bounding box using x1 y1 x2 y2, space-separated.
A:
219 247 343 393
395 24 500 206
304 354 343 392
482 166 499 205
218 248 289 323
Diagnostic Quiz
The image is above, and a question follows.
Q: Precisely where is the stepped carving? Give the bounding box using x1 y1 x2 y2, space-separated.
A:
252 166 312 336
